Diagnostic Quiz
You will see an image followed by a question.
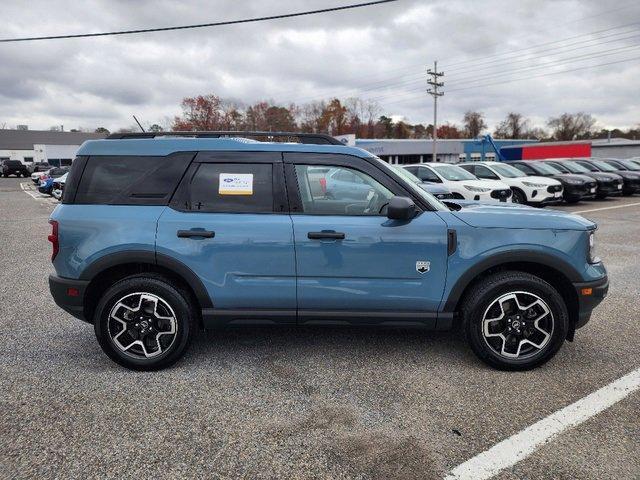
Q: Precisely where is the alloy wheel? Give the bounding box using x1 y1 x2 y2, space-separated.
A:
481 291 554 359
107 292 178 359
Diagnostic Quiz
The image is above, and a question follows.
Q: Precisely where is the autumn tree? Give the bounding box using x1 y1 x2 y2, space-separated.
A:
547 113 596 141
463 111 487 138
173 94 226 131
437 122 462 139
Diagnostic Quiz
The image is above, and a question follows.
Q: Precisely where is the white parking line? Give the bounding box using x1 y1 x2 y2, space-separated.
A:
445 367 640 480
573 202 640 214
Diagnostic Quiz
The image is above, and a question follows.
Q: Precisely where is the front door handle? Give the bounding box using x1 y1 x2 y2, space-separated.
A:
177 229 215 239
308 231 345 240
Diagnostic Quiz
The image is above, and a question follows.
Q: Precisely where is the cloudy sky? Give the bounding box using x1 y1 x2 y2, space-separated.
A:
1 0 639 132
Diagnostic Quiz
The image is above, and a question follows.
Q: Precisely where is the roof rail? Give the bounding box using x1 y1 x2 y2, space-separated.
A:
105 131 344 145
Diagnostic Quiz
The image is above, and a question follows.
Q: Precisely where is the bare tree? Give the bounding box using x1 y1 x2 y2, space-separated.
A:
547 113 596 140
463 111 487 138
494 112 531 139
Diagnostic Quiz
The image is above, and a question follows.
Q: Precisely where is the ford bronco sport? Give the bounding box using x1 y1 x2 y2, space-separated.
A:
48 131 608 371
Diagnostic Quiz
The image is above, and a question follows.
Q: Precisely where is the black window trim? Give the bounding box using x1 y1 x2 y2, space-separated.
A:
283 152 432 216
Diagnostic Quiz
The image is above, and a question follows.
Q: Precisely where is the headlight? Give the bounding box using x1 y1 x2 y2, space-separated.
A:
464 185 491 192
588 231 599 263
522 181 547 188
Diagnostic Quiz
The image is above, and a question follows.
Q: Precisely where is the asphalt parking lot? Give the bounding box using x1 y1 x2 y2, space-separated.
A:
1 176 638 479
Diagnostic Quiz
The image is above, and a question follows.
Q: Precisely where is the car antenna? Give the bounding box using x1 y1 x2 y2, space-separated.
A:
132 115 145 132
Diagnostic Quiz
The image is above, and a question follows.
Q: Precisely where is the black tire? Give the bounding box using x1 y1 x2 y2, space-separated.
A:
595 193 607 200
93 274 195 371
511 188 527 204
461 271 568 371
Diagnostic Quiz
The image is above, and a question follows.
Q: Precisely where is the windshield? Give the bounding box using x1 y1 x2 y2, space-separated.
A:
372 158 448 211
561 161 590 173
614 159 640 171
491 163 525 178
532 162 561 174
590 160 618 172
431 164 477 181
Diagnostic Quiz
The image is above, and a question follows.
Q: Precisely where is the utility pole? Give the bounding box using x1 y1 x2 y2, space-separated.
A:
427 61 444 163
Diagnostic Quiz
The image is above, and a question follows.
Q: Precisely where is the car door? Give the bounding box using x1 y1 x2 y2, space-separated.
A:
156 151 296 325
285 153 448 326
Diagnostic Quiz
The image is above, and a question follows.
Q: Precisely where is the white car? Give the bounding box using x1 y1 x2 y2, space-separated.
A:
31 169 51 184
458 161 563 205
401 163 513 202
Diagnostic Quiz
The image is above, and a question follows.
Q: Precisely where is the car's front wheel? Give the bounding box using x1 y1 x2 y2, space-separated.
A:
511 189 527 204
461 271 568 370
93 274 195 370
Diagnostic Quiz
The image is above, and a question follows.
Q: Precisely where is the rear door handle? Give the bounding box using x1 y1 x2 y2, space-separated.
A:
307 231 345 240
177 229 215 239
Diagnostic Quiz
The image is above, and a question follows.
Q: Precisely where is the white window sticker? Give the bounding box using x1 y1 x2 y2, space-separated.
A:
219 173 253 195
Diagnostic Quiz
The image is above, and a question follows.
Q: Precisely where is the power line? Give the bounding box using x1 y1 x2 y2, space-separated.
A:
378 55 640 106
426 62 444 162
0 0 399 43
285 20 640 105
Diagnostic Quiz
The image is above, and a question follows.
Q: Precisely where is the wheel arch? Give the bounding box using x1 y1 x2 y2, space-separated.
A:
80 251 212 324
511 186 527 202
444 252 580 339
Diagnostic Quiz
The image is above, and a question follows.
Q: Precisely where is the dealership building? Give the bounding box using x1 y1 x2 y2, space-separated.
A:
336 135 640 163
0 128 106 167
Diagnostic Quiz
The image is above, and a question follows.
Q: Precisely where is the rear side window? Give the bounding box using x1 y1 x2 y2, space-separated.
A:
74 153 193 205
186 163 274 213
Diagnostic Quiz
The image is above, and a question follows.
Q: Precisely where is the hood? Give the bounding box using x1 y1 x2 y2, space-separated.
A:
586 172 623 182
419 182 450 194
517 175 559 186
448 202 595 230
615 170 640 180
552 173 592 183
459 179 510 190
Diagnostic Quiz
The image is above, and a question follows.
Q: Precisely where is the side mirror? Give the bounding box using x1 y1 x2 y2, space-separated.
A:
387 196 416 220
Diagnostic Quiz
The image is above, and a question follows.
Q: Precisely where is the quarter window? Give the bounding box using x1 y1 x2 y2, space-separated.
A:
294 165 393 216
187 163 273 213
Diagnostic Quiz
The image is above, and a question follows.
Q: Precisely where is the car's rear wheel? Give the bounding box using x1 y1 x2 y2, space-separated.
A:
94 274 195 371
461 271 568 370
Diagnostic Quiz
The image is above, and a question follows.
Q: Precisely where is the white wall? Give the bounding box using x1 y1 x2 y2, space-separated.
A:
0 149 36 163
36 144 80 162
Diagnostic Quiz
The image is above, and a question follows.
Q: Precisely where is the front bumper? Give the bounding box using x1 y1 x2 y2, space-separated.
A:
573 275 609 329
49 274 90 322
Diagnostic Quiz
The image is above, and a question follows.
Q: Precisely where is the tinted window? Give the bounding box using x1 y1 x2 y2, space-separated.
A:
474 165 500 180
187 163 273 213
75 154 193 205
512 163 535 175
295 164 393 216
417 167 441 182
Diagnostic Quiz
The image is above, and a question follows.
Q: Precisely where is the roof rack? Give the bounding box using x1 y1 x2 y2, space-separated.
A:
106 131 344 146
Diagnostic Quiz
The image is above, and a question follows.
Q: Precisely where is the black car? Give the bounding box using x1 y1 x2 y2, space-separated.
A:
601 158 640 173
508 160 596 203
2 160 30 178
544 160 623 200
573 158 640 196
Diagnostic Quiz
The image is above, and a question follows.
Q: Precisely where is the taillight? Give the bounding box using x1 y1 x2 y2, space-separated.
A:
48 220 59 261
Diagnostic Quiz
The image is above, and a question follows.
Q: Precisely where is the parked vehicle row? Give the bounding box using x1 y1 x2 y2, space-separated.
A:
33 167 69 197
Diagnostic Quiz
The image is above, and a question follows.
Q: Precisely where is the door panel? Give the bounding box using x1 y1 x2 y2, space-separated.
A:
285 153 449 324
157 153 296 323
157 209 296 312
293 213 448 317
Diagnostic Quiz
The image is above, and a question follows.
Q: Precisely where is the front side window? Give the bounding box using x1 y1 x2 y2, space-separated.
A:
294 164 393 216
188 163 273 213
474 165 500 180
416 166 441 183
590 160 617 172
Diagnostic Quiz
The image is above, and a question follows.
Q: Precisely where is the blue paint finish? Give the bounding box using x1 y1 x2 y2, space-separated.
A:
291 212 449 313
450 204 595 230
156 208 296 310
50 204 162 278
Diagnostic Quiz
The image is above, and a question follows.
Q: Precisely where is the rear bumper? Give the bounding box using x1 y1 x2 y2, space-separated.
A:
573 275 609 329
49 274 90 323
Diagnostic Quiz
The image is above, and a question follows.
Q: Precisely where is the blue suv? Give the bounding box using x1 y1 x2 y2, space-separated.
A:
48 132 608 371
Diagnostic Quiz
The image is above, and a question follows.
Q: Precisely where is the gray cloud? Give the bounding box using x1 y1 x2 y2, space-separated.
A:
0 0 638 131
